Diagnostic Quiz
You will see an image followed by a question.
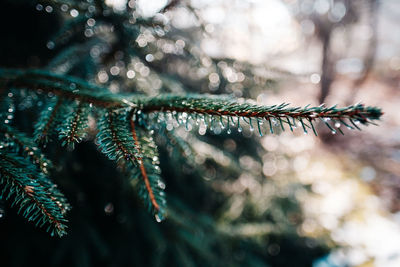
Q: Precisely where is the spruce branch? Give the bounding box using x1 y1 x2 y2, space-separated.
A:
130 117 166 219
96 109 140 162
58 102 90 149
0 152 68 237
0 125 70 216
96 109 166 218
1 69 382 136
135 95 382 135
0 67 382 232
34 98 66 143
0 124 52 173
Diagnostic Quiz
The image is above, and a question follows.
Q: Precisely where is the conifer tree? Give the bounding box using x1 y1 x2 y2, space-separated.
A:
0 0 382 266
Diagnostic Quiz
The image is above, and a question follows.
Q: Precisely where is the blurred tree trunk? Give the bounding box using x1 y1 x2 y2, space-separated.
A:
319 30 333 104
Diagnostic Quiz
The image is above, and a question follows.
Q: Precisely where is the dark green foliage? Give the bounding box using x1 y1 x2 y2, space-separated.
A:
0 124 52 173
0 0 383 265
96 109 139 163
0 124 70 236
34 97 66 143
0 60 383 237
96 109 166 218
129 123 166 220
135 94 382 136
58 102 90 149
2 68 382 136
0 151 68 237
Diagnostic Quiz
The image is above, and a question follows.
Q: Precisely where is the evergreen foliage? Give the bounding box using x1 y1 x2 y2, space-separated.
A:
0 125 69 236
0 67 381 233
0 0 383 266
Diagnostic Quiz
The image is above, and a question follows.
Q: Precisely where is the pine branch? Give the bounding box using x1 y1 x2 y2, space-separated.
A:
96 109 139 162
0 125 70 218
0 124 52 173
96 109 166 218
0 152 68 237
0 67 383 231
134 95 381 137
130 117 166 219
34 98 65 143
140 95 379 121
1 69 383 136
4 69 121 108
58 102 91 150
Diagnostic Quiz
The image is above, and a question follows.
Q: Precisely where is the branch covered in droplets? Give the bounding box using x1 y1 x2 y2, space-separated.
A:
0 68 383 236
134 95 382 136
1 69 382 136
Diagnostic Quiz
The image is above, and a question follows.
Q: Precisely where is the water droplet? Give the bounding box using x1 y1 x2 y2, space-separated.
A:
227 129 231 134
69 83 76 90
87 18 96 27
323 118 331 122
46 41 55 50
155 214 162 222
213 127 222 135
88 5 96 13
60 4 69 12
70 9 79 17
104 203 114 215
145 54 154 62
335 122 341 128
331 130 337 135
84 29 94 37
45 5 53 13
157 180 166 190
354 120 360 125
237 126 242 133
126 70 135 79
110 66 120 76
36 4 43 11
184 118 192 131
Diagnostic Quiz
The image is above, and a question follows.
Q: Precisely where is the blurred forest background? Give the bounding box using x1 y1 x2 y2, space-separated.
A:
0 0 399 266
